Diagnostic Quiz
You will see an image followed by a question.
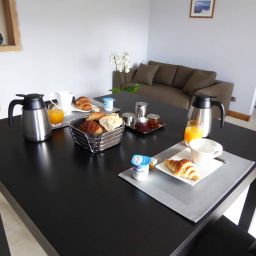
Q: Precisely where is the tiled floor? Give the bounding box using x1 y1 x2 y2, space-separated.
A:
0 111 255 255
0 193 47 255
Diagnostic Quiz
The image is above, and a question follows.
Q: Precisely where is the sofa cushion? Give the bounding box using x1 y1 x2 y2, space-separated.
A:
137 83 190 110
148 61 177 86
133 63 159 85
173 65 195 89
183 69 217 95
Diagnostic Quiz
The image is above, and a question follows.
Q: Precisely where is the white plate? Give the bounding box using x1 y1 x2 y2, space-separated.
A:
71 104 100 113
155 148 223 186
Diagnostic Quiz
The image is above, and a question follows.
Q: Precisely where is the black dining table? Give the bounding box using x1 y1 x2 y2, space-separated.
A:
0 92 255 256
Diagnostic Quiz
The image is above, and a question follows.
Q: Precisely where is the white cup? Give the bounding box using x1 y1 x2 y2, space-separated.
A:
189 138 223 165
54 91 73 113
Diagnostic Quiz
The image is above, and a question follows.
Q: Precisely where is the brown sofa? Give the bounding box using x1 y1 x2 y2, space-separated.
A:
113 60 234 117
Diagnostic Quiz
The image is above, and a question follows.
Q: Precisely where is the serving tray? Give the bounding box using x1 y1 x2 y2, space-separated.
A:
125 122 166 135
119 141 255 223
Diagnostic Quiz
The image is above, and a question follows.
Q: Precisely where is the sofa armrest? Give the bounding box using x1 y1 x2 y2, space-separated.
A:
112 69 136 89
196 81 234 116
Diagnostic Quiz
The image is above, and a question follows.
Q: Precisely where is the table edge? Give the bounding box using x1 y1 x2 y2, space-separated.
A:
172 167 256 256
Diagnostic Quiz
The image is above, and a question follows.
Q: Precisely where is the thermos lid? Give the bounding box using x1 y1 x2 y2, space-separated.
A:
18 94 46 110
191 93 216 109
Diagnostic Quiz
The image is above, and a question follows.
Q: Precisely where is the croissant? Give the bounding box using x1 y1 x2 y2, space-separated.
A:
79 120 104 136
75 96 92 111
76 96 91 103
165 159 200 181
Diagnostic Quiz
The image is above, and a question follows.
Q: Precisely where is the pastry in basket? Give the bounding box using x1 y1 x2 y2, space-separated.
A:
75 96 92 111
79 120 104 136
164 159 200 181
99 113 123 132
87 112 106 121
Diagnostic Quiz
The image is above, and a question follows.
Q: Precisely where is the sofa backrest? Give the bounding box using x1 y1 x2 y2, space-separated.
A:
172 65 195 89
148 60 217 91
148 60 177 86
148 60 197 88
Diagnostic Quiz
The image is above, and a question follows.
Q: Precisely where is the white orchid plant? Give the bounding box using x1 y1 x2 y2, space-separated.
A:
110 52 140 93
110 52 130 74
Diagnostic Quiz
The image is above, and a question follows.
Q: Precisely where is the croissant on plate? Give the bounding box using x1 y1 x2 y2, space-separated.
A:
75 96 92 111
164 159 200 181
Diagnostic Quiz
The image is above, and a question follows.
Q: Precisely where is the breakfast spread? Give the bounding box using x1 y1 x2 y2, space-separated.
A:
75 96 92 111
164 159 200 181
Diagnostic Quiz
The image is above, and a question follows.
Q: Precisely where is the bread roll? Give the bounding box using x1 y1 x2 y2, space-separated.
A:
165 159 200 181
99 113 123 132
79 120 104 136
87 112 106 121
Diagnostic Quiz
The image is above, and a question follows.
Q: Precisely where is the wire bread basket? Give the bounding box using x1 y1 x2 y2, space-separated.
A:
69 117 125 153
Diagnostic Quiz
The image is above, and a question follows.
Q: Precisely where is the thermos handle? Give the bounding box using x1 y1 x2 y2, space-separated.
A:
211 100 225 128
8 99 24 126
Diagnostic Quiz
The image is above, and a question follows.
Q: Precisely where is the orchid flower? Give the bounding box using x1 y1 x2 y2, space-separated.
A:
110 52 130 73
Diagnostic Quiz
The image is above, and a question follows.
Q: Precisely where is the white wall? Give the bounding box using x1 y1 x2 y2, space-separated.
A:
148 0 256 115
0 0 150 118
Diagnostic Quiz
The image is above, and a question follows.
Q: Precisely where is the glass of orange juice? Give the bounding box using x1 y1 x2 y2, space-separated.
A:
48 103 64 128
184 120 203 146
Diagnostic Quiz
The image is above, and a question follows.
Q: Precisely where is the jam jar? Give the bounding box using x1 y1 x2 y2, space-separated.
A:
147 114 160 129
135 117 150 133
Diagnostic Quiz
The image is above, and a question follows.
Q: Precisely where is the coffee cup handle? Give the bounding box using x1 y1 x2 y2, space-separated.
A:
213 148 222 158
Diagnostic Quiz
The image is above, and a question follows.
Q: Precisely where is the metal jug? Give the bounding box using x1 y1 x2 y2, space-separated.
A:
187 94 225 137
135 102 148 118
8 94 52 142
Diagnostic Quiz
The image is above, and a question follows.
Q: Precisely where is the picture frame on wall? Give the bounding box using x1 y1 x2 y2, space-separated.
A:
190 0 215 18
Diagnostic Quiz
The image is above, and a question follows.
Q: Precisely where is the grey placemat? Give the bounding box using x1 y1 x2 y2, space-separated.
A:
119 142 255 223
53 99 120 129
